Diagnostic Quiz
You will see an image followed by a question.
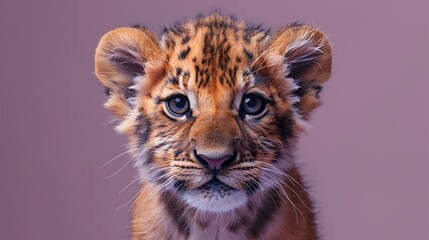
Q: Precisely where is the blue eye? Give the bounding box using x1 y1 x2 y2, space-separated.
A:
166 95 190 116
241 94 267 116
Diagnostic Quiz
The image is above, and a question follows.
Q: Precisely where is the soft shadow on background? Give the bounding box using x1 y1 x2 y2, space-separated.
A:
1 0 428 239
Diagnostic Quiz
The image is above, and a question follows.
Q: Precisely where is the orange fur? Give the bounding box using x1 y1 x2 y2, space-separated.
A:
95 13 332 239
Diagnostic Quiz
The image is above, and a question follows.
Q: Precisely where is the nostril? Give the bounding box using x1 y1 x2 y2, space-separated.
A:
195 151 235 170
198 154 232 170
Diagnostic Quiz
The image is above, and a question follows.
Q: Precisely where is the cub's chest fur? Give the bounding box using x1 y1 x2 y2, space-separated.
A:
95 13 332 240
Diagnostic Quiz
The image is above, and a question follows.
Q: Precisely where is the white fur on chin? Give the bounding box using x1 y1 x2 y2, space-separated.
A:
182 188 248 213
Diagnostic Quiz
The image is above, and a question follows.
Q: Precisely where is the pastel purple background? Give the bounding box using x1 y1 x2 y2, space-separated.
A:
1 0 428 239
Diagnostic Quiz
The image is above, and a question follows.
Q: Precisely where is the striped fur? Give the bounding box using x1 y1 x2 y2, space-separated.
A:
95 13 332 240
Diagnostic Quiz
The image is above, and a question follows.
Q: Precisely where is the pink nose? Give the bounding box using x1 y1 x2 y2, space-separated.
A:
197 154 234 170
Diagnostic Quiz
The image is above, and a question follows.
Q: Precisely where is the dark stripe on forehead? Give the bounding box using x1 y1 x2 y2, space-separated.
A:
182 70 190 86
195 65 200 85
202 75 210 88
181 35 191 44
200 68 210 88
178 46 191 60
203 32 216 55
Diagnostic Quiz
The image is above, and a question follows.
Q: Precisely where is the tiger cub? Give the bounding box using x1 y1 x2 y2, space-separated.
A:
95 13 332 240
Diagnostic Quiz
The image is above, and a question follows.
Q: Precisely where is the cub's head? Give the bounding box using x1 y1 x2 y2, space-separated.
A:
95 14 331 213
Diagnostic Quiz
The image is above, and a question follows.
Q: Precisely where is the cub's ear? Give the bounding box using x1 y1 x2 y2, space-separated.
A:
95 27 160 119
269 25 332 119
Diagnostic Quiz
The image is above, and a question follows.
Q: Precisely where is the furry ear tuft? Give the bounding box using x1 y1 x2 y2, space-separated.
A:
269 25 332 119
95 27 160 118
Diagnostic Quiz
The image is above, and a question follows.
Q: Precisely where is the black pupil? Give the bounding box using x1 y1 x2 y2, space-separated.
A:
175 97 186 108
242 94 265 116
245 97 258 108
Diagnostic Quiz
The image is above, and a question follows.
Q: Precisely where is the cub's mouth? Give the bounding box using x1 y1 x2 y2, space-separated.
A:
180 177 248 213
199 178 235 192
174 176 237 193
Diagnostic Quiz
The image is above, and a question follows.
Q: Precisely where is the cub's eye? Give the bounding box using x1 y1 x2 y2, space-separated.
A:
240 94 267 117
166 95 190 116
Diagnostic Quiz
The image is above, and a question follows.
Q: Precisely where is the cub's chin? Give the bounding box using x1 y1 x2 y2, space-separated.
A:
181 179 249 213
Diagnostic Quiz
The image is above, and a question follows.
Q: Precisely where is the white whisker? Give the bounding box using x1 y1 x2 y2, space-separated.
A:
119 177 142 194
100 149 134 168
104 156 136 179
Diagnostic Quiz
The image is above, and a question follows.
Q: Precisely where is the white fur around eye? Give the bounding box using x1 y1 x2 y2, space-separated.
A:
186 90 198 112
234 89 246 111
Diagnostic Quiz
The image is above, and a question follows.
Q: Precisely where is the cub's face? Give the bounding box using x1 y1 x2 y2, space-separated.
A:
95 14 331 213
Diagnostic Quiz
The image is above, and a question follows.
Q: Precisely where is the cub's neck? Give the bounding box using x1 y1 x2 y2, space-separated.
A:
131 166 317 240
